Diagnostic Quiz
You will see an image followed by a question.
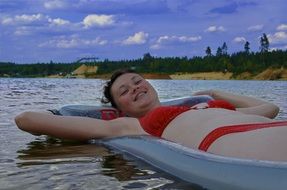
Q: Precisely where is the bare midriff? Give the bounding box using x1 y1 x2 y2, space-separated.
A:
162 108 272 149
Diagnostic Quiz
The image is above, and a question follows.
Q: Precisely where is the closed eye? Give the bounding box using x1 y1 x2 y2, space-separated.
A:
135 79 142 85
120 89 128 96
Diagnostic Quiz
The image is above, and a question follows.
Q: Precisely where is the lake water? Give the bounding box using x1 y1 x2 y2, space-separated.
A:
1 78 287 190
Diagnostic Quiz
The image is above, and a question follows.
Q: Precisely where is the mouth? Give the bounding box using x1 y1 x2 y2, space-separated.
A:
134 91 147 101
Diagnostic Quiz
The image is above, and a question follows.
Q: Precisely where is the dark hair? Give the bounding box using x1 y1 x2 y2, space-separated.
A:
101 68 137 108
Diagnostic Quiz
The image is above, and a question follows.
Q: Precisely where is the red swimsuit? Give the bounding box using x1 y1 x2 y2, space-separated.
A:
139 106 191 137
138 100 287 152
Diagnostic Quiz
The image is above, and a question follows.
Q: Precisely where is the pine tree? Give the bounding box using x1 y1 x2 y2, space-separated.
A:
205 46 212 56
244 41 250 54
216 47 222 56
143 52 153 60
221 42 228 55
260 33 269 52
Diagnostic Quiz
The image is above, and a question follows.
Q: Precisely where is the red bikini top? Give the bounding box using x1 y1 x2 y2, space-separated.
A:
139 100 236 137
139 106 191 137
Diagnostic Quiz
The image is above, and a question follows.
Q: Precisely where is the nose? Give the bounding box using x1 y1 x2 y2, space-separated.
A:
132 85 140 93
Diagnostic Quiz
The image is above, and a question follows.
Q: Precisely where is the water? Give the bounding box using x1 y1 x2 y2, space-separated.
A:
0 78 287 190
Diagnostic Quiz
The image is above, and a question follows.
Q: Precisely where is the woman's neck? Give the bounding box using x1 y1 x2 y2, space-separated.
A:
137 101 161 118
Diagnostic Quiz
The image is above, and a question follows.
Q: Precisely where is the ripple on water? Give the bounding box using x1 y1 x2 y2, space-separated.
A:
0 158 15 164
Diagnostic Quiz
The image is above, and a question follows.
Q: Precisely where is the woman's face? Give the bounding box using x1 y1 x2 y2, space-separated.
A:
110 73 160 117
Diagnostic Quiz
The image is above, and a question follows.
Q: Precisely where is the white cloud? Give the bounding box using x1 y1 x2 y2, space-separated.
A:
247 24 263 31
39 36 108 48
151 35 201 49
82 38 108 46
150 44 161 50
1 14 80 37
1 17 13 25
83 14 115 28
0 14 74 28
57 39 78 48
233 37 246 43
205 25 225 32
44 0 66 10
14 27 31 36
48 18 70 26
1 14 46 25
277 24 287 31
268 31 287 44
0 13 77 36
122 31 148 45
15 14 45 23
157 35 202 44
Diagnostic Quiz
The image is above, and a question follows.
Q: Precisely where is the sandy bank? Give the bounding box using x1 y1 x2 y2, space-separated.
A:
170 72 232 80
170 68 287 80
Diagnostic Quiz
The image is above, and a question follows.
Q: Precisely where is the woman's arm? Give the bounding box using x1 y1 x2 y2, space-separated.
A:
194 90 279 118
14 111 136 141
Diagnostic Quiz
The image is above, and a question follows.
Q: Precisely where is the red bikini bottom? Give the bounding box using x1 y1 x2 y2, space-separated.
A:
198 121 287 151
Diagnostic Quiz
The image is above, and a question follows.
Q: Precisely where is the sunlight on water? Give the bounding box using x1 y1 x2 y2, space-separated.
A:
0 78 286 189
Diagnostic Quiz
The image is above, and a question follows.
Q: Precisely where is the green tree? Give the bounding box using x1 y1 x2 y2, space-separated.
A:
221 42 228 55
244 41 250 54
260 33 269 52
143 52 153 60
205 46 212 56
216 47 222 56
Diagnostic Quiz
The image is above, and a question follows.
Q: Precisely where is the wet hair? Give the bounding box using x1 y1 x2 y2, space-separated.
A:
101 68 137 108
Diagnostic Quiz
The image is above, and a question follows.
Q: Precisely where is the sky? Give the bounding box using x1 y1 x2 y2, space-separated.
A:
0 0 287 63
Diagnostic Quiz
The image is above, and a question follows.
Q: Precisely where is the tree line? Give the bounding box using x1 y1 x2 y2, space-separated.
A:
1 33 286 78
0 61 80 77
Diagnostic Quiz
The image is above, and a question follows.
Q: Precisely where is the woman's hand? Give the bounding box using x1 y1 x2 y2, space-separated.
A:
194 89 279 119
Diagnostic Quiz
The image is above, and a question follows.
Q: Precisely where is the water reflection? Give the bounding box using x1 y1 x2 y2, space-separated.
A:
17 137 148 182
16 137 202 189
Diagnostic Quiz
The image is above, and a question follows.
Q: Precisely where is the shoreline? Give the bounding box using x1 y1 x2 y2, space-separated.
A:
68 68 287 80
170 68 287 80
3 68 287 80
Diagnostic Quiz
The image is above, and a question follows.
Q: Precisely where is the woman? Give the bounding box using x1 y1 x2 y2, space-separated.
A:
15 69 287 161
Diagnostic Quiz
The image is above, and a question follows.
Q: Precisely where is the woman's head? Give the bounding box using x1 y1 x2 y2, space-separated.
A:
102 68 160 117
102 69 136 108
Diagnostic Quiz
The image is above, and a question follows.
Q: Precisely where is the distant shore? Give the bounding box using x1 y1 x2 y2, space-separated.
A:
14 68 287 80
170 68 287 80
46 68 287 80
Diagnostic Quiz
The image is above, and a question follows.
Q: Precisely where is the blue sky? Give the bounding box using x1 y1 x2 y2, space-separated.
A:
0 0 286 63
